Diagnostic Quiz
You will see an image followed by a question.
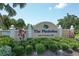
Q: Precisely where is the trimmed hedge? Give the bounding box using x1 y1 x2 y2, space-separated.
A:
13 45 24 56
35 43 45 54
27 37 79 51
48 41 59 52
25 45 33 55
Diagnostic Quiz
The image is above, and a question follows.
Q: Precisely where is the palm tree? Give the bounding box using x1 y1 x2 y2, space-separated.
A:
0 3 26 16
0 3 26 28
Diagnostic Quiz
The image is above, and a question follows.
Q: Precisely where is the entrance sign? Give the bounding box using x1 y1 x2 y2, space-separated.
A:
27 21 74 38
32 22 59 37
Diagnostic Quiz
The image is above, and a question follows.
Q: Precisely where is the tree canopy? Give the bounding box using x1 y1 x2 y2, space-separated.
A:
0 15 26 29
57 13 79 33
16 18 26 29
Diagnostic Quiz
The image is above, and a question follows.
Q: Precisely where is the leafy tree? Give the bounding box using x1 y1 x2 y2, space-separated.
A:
57 13 79 30
10 18 17 27
0 15 26 29
16 18 26 29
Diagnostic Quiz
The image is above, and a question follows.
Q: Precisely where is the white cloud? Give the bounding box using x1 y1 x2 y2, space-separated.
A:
55 3 67 9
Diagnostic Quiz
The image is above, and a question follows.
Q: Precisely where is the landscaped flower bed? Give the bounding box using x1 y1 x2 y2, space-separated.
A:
0 36 79 56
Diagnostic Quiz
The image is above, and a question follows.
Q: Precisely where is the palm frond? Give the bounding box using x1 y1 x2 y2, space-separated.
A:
0 3 5 10
4 4 16 16
19 3 26 8
13 3 18 8
13 3 26 8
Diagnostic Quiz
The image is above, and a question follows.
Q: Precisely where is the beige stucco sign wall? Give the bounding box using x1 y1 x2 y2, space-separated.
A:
32 22 59 38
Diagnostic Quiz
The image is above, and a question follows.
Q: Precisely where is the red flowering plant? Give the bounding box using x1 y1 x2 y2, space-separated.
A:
18 29 26 41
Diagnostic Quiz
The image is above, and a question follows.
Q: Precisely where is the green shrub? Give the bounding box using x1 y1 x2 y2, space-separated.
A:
51 37 61 42
25 45 33 55
60 43 70 50
0 36 14 46
13 45 24 56
72 41 79 49
63 38 79 48
26 38 44 49
0 45 12 56
27 38 33 40
48 41 59 52
41 40 49 49
35 43 45 54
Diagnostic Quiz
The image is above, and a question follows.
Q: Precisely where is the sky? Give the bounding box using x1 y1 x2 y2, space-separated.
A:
0 3 79 25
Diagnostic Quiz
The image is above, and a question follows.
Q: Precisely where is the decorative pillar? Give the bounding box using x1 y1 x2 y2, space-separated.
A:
27 24 32 38
58 25 62 37
9 25 16 39
0 28 2 36
70 25 74 37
